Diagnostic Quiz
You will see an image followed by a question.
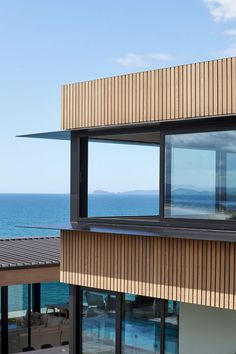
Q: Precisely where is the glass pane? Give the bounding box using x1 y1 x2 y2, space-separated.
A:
8 285 29 353
165 130 236 219
39 282 69 348
41 282 69 313
164 301 179 354
226 152 236 217
122 294 161 353
82 290 116 353
88 140 160 216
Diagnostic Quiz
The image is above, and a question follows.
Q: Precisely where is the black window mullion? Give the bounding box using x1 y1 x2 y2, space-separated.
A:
160 299 165 354
71 133 88 222
28 284 32 349
32 283 41 313
1 286 8 354
159 132 165 218
115 292 122 354
69 285 82 354
216 150 227 213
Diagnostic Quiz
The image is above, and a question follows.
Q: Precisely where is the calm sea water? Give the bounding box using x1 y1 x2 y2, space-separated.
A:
0 193 159 237
0 193 158 312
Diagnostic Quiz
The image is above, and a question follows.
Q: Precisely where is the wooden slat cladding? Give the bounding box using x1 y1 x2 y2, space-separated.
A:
0 266 60 287
61 57 236 129
61 230 236 310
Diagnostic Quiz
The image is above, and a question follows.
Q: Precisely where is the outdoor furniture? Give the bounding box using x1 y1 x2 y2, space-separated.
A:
85 292 105 309
45 303 69 318
61 340 69 345
22 347 35 352
41 344 53 349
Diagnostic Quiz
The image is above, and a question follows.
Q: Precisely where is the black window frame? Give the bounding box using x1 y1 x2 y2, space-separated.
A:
71 116 236 231
70 285 178 354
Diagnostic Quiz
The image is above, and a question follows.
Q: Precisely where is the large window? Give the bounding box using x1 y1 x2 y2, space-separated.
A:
122 294 162 353
8 285 29 353
0 282 69 353
164 301 179 354
122 295 179 354
88 139 160 217
80 288 179 354
165 130 236 220
82 290 116 353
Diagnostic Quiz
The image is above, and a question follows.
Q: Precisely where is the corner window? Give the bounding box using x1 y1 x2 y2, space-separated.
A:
88 137 160 217
165 130 236 220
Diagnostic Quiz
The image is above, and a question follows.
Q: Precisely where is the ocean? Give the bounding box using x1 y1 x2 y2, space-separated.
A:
0 192 223 313
0 193 159 237
0 193 159 312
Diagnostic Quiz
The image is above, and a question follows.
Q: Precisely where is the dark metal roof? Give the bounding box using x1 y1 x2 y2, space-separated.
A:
0 237 60 270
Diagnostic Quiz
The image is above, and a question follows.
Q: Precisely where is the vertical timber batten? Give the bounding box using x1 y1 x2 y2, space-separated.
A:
61 230 236 310
62 57 236 130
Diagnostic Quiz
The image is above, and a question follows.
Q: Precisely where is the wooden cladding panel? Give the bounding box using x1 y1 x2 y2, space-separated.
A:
62 57 236 129
61 231 236 310
0 266 60 287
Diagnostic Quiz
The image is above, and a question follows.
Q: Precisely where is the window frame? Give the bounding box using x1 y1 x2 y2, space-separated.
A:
72 285 178 354
71 116 236 231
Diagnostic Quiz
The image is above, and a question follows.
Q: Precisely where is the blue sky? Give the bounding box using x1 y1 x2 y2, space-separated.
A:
0 0 236 193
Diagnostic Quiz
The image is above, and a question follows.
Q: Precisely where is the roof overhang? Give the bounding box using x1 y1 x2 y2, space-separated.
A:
18 219 236 243
0 237 60 286
17 114 236 145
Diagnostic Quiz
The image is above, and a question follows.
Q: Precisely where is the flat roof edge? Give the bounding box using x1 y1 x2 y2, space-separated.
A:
17 221 236 243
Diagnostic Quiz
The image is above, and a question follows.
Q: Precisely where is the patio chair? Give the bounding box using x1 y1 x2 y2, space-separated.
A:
85 291 105 309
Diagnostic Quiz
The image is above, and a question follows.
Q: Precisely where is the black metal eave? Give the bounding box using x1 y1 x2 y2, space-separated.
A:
17 220 236 242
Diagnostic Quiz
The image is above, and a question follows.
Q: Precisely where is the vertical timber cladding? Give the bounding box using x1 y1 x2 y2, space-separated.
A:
61 57 236 129
61 230 236 310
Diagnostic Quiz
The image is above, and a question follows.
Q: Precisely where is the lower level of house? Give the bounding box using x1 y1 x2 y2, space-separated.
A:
70 286 236 354
60 230 236 354
1 283 236 353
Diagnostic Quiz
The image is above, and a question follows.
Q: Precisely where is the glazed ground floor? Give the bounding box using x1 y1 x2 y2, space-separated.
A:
70 286 236 354
0 282 69 353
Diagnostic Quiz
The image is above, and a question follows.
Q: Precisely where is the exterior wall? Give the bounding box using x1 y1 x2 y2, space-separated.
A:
61 231 236 310
0 266 60 286
61 57 236 129
179 302 236 354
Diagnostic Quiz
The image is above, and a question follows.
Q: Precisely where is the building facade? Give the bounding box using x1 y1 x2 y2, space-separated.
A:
23 57 236 354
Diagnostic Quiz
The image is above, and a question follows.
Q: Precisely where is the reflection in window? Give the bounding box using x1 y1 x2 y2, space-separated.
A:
41 282 69 313
164 301 179 354
122 295 179 354
7 283 69 353
165 130 236 219
82 290 116 353
88 140 160 217
122 294 161 353
35 282 69 348
8 285 29 353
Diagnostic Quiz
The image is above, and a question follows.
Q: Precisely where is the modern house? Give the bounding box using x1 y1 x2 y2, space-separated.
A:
18 56 236 354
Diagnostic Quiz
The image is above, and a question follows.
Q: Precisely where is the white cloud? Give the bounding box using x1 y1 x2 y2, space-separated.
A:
115 52 171 68
204 0 236 21
224 29 236 36
219 29 236 56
